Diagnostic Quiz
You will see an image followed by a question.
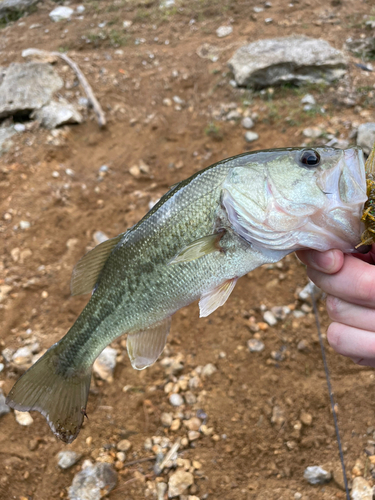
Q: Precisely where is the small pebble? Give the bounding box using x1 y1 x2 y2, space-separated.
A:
202 363 217 377
168 470 194 497
117 439 132 452
58 451 81 469
14 123 26 133
303 127 321 138
216 25 233 38
241 117 254 129
300 411 313 426
263 311 277 326
303 466 332 485
161 412 173 427
244 131 259 143
169 393 184 407
19 220 30 230
123 20 132 29
15 410 33 426
247 338 265 352
93 231 109 245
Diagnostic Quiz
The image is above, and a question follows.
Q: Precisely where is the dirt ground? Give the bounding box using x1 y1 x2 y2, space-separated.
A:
1 0 375 499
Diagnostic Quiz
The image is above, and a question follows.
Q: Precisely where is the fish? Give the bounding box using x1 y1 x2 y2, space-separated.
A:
5 146 367 443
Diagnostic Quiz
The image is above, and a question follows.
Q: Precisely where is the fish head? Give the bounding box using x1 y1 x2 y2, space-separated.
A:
222 147 367 254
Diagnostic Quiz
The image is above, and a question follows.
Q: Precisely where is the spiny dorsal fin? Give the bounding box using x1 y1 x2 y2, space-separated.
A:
199 278 238 317
127 317 171 370
70 233 125 296
169 231 225 265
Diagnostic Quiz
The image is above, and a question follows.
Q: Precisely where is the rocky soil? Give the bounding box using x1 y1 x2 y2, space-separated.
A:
1 0 375 499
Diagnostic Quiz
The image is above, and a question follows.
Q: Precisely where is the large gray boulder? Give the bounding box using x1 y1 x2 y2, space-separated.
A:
357 123 375 156
0 0 39 19
228 36 347 88
0 62 63 119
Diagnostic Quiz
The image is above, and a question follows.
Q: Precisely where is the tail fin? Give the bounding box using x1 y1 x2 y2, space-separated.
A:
6 343 91 443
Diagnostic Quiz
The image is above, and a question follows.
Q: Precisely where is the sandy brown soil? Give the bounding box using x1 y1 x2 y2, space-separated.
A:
1 0 375 499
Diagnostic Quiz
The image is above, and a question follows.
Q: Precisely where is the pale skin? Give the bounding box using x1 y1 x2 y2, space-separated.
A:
296 246 375 368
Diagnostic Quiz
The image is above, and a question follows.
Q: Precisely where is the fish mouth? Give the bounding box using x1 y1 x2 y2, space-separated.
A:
311 147 367 252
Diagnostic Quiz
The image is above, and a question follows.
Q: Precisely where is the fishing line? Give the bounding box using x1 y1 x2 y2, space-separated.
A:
311 289 350 500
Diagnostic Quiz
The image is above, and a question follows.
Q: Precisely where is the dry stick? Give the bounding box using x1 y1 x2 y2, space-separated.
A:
22 48 106 128
122 456 156 467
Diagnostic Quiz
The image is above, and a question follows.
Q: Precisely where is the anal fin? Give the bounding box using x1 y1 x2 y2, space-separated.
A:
127 317 171 370
169 231 225 265
71 232 125 296
199 278 238 318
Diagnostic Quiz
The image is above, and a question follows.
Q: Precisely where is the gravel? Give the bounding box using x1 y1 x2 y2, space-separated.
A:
168 469 194 497
68 461 117 500
0 389 10 417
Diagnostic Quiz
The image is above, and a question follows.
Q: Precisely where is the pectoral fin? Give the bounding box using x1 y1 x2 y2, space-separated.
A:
169 232 225 265
199 278 238 317
127 317 171 370
71 233 125 296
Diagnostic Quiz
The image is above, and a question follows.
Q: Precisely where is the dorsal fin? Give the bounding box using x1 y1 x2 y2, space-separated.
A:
70 233 125 296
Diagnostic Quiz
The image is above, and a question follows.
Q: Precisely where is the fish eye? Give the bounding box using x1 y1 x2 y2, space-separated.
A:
299 149 321 168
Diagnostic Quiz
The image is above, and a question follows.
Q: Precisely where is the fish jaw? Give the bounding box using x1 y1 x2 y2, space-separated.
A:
223 147 367 254
307 147 367 252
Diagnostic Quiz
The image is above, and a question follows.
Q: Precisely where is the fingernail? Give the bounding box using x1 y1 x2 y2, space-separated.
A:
310 250 335 272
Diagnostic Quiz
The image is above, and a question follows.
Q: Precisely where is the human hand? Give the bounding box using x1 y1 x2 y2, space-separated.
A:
296 246 375 367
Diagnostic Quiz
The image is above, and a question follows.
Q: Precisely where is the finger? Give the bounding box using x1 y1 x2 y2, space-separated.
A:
295 249 344 274
327 322 375 362
307 254 375 308
350 357 375 368
326 295 375 330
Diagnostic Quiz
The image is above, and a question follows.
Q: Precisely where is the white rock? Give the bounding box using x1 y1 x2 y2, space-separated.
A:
242 117 254 129
216 25 233 38
263 311 277 326
301 94 316 105
15 410 33 426
68 462 117 500
168 470 194 498
303 127 322 138
93 231 109 245
76 5 85 14
58 451 82 469
12 346 33 366
202 363 217 377
303 466 331 485
351 476 373 500
14 123 26 133
0 389 10 417
169 393 184 407
247 338 265 352
93 347 117 382
244 131 259 142
19 220 30 229
49 6 74 22
123 20 132 29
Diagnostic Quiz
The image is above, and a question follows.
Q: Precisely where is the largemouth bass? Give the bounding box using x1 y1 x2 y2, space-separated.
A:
6 147 367 443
